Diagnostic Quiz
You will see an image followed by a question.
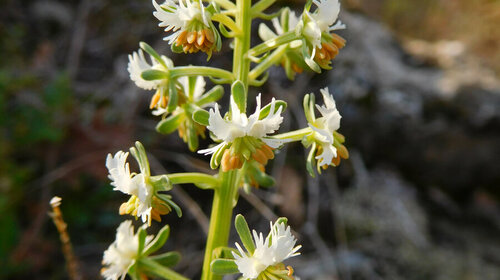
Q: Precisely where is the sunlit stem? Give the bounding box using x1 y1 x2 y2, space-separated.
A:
138 258 188 280
171 67 234 82
248 31 297 57
272 127 312 142
205 0 235 10
211 14 240 34
252 0 277 14
168 173 219 188
249 45 287 80
201 1 252 279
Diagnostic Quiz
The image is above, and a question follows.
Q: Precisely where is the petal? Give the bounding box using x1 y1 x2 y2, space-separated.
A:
315 142 337 166
127 50 162 90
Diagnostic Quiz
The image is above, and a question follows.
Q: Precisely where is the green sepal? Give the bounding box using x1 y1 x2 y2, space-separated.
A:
127 263 140 280
150 174 173 191
210 142 228 169
130 141 151 177
186 121 199 152
195 85 224 106
218 22 233 38
171 41 184 54
231 80 246 112
143 224 170 256
148 251 180 267
210 259 239 275
140 42 167 68
212 246 237 259
275 217 288 225
167 81 178 113
156 114 185 135
137 226 148 256
158 194 182 218
192 109 210 126
234 214 255 254
306 142 317 177
333 131 345 143
252 168 275 188
141 69 169 81
303 93 316 124
259 100 287 119
302 42 321 73
187 76 197 99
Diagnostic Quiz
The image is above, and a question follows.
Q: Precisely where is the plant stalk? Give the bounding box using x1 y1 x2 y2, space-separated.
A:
200 1 252 279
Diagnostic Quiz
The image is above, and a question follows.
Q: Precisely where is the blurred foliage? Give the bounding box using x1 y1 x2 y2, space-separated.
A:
347 0 500 74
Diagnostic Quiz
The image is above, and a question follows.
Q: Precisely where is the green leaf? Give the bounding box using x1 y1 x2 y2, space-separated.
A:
195 85 224 106
192 109 210 126
144 225 170 256
156 114 185 135
148 252 180 267
167 82 178 113
211 259 239 275
141 69 168 81
231 80 246 112
259 100 287 119
234 214 255 254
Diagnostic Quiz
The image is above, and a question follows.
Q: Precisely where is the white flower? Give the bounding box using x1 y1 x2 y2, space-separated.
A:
301 0 346 49
232 222 301 279
127 49 172 90
153 0 210 44
102 221 153 280
106 151 153 224
198 94 285 156
308 87 342 166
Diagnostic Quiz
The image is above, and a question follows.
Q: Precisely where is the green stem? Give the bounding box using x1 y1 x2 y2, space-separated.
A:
200 170 239 280
201 1 252 279
167 173 219 188
249 45 288 80
252 0 277 14
272 127 312 142
248 31 297 57
139 258 188 280
171 66 234 81
205 0 235 10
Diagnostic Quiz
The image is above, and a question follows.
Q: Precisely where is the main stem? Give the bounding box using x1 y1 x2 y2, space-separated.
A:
200 1 252 279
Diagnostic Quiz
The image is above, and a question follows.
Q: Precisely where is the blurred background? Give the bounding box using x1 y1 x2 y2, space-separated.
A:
1 0 499 279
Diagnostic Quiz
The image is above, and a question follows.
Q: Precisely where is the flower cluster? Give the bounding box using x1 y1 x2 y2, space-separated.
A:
298 0 346 72
302 87 349 176
102 221 178 280
199 94 287 171
153 0 221 57
106 142 180 226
